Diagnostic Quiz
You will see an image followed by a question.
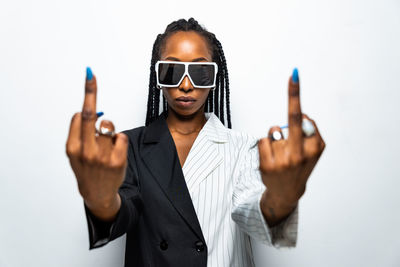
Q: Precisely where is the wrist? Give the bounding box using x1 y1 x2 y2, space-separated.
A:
84 190 118 208
262 190 298 212
84 193 121 222
260 190 298 227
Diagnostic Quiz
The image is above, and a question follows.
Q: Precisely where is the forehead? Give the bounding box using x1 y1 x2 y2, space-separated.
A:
160 31 212 61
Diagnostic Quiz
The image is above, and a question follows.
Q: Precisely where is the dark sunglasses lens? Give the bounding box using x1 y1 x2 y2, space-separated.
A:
188 64 215 86
158 63 185 85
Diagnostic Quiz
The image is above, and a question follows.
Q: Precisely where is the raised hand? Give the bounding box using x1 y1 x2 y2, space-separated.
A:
258 69 325 225
66 68 128 221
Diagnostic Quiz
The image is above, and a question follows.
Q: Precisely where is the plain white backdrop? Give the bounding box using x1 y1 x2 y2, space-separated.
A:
0 0 399 266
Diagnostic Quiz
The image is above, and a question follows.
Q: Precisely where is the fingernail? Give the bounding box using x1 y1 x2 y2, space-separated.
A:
86 67 93 81
292 68 299 83
96 111 104 118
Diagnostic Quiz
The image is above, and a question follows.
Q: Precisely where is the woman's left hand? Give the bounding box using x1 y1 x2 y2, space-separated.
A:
257 70 325 225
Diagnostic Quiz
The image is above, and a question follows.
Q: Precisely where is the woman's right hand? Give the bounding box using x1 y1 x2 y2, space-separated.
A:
66 68 129 221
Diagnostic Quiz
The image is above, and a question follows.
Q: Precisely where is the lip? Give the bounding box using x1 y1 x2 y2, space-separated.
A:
175 96 196 108
176 96 196 101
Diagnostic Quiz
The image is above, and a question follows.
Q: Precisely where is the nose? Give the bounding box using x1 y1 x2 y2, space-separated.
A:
178 75 194 92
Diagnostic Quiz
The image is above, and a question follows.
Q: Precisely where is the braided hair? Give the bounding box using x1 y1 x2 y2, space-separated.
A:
145 18 232 129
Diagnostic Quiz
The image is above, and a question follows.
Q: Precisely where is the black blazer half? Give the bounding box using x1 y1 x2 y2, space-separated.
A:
84 111 208 267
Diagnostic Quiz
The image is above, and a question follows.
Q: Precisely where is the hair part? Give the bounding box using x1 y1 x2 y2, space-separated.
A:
145 18 232 129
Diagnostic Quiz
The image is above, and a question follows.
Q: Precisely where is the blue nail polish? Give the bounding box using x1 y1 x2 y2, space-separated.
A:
292 68 299 83
96 111 104 118
86 67 93 81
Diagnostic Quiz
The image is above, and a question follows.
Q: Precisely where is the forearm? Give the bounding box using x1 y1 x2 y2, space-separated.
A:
84 193 121 222
260 190 298 227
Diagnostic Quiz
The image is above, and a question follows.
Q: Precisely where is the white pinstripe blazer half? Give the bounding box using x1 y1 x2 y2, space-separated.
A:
180 112 298 267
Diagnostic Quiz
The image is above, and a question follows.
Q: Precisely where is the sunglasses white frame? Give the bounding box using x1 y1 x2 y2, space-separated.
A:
155 60 218 90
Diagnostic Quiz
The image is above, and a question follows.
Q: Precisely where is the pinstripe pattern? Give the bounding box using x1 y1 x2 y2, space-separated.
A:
182 112 298 267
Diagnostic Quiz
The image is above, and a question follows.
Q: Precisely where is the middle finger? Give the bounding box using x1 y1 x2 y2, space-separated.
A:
81 67 97 152
288 68 304 157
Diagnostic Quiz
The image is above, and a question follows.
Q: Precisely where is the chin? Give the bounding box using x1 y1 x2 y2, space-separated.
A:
170 105 203 118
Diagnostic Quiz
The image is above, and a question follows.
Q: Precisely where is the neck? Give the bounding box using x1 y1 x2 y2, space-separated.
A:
166 107 207 135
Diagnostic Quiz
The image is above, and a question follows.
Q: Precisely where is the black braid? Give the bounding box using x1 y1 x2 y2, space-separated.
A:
145 34 162 126
162 94 167 113
209 89 214 112
214 39 232 128
145 18 232 129
214 75 220 118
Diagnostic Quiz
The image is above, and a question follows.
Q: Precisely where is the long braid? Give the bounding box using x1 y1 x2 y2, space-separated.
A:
162 94 167 113
209 89 214 112
214 75 220 118
219 62 225 126
145 34 162 126
145 18 232 129
214 39 232 128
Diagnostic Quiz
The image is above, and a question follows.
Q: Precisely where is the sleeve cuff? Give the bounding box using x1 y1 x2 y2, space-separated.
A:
84 203 118 249
256 192 299 248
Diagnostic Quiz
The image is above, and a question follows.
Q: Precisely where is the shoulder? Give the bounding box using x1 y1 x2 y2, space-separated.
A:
226 127 258 144
207 112 258 150
225 127 259 153
121 126 146 144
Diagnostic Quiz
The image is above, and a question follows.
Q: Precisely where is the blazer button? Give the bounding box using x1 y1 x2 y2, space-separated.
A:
160 240 168 251
195 241 205 252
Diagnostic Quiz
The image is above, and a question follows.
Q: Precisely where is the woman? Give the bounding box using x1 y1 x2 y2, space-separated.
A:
66 18 325 267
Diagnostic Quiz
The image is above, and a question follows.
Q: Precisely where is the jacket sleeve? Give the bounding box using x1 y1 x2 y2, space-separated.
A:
231 135 298 248
84 131 143 249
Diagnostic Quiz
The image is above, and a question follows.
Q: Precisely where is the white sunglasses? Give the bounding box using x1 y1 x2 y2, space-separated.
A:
155 60 218 89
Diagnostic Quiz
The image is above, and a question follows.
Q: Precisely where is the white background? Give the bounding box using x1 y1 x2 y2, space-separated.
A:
0 0 399 266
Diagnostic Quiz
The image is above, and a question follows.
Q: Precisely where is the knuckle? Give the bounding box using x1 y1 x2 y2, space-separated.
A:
82 108 95 121
257 138 267 149
259 162 271 173
81 149 97 164
289 85 299 96
72 112 81 121
110 157 127 170
257 138 265 147
117 133 129 148
66 142 80 157
109 161 122 170
260 164 275 175
307 148 319 158
85 83 95 93
320 140 326 150
289 112 302 124
290 154 305 166
98 155 109 166
119 133 129 144
278 158 290 170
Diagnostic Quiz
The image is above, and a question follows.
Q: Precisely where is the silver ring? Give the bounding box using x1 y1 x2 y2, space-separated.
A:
270 130 284 141
97 127 116 138
279 118 316 138
302 119 316 137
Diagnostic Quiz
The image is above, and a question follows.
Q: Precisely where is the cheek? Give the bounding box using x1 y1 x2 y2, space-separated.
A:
161 88 171 99
201 90 211 101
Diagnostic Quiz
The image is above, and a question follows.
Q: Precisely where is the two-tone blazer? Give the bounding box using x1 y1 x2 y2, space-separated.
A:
84 111 298 267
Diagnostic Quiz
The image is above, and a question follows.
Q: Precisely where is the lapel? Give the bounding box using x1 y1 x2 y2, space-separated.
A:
140 111 228 243
182 112 228 194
